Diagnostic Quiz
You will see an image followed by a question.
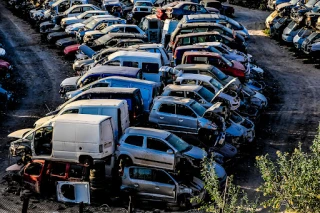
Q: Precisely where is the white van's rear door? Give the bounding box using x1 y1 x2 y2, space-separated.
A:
56 181 90 204
100 118 114 154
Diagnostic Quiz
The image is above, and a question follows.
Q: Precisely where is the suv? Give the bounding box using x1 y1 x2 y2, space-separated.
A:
120 166 211 208
173 74 240 110
117 127 206 171
149 96 227 143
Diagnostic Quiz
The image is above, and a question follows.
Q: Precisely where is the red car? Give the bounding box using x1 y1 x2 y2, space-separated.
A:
64 44 81 58
181 51 248 81
0 59 12 79
23 159 89 194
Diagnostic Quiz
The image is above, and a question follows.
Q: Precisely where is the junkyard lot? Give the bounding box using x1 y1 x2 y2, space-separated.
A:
0 2 320 211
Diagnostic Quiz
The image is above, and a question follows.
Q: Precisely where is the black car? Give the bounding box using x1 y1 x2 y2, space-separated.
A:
200 0 234 17
270 17 291 39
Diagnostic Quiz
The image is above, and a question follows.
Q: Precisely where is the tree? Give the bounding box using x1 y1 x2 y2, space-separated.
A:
194 158 258 213
256 126 320 212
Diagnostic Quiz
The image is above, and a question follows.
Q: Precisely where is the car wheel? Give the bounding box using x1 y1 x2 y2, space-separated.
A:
119 156 133 168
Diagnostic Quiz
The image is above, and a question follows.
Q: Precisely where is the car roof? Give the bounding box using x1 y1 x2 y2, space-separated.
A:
154 96 194 105
175 45 210 50
108 50 161 59
116 39 144 42
109 24 138 28
183 51 221 57
65 99 125 108
129 43 164 49
176 31 221 38
177 73 212 81
55 114 111 124
175 64 214 70
125 127 171 139
82 87 138 94
86 65 141 76
106 33 146 38
94 17 123 21
84 10 106 14
165 84 202 92
177 22 224 29
196 41 222 47
184 14 225 21
103 76 158 86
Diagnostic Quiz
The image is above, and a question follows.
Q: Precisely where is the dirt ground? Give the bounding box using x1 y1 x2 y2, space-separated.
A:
0 2 320 212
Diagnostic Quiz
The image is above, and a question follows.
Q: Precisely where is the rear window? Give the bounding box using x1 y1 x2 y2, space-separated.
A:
142 63 159 73
129 168 152 180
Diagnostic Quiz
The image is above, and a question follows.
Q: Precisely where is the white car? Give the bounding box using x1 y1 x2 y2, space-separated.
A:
132 1 153 16
60 10 109 28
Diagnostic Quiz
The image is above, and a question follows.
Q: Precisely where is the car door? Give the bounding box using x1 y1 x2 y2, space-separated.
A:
48 162 68 191
128 167 156 200
144 137 175 170
23 161 45 194
121 135 146 165
156 103 178 131
175 104 198 133
152 170 176 202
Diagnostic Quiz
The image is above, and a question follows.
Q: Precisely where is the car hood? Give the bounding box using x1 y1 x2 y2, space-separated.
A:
8 128 33 139
183 146 207 160
34 116 55 128
232 60 245 71
226 122 245 137
226 52 245 62
65 23 85 32
60 76 80 87
276 2 292 10
65 89 82 100
62 16 77 23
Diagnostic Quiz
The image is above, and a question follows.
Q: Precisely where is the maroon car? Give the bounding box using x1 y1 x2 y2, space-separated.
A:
0 59 12 79
156 1 208 20
181 51 249 81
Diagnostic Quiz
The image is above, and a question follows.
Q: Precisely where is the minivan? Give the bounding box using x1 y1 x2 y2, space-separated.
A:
64 76 161 112
34 99 129 141
102 51 164 84
59 66 142 95
53 87 144 126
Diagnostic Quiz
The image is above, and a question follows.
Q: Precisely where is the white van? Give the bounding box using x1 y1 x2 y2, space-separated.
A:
104 51 163 84
34 99 129 141
10 114 115 165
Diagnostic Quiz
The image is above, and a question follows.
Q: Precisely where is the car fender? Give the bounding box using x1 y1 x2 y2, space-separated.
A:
311 42 320 51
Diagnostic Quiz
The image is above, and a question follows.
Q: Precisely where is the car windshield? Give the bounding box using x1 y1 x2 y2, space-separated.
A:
221 55 233 67
135 1 152 6
100 25 113 33
198 87 215 102
189 101 206 117
209 46 223 54
166 134 191 153
302 29 312 37
287 21 296 29
297 28 305 36
95 34 112 44
210 78 223 90
312 5 320 12
211 66 228 80
290 0 299 4
77 12 87 19
85 19 99 29
83 16 96 24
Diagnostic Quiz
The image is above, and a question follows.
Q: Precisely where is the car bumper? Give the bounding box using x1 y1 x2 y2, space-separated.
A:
282 34 294 43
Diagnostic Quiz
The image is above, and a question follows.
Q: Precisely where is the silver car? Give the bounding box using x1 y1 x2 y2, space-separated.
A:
117 127 207 171
120 166 210 208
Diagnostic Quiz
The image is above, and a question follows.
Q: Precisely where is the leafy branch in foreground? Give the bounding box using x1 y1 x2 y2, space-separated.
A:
256 125 320 212
194 158 258 213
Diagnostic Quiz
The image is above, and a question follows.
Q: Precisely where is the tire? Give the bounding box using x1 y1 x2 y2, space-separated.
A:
81 156 93 166
119 156 132 168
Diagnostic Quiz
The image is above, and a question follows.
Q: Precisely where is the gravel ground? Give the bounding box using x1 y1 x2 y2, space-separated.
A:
0 2 319 212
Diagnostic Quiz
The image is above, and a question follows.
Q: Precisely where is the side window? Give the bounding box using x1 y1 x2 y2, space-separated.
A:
83 6 93 12
176 104 196 117
25 132 34 141
158 103 175 114
110 27 120 32
106 40 118 47
126 27 140 33
70 7 81 13
200 71 214 77
51 163 66 176
186 91 202 102
183 79 196 84
182 4 191 11
91 82 109 88
61 109 79 115
152 170 174 184
84 13 93 19
146 137 171 152
129 168 152 181
124 135 144 147
123 61 139 67
106 60 120 66
141 63 159 74
69 165 84 178
170 91 185 98
25 163 43 176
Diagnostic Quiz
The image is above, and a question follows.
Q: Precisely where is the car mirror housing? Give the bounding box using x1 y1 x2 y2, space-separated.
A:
167 149 174 154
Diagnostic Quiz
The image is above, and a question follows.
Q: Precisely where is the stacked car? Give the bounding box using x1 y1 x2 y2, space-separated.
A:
4 0 270 210
266 0 320 61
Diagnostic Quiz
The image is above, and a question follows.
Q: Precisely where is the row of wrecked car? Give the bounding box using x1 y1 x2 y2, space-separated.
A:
4 0 268 210
266 0 320 59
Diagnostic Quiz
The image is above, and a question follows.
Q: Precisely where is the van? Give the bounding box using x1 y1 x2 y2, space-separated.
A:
103 51 163 84
59 66 142 94
10 114 115 165
52 87 144 126
34 99 129 141
64 76 161 112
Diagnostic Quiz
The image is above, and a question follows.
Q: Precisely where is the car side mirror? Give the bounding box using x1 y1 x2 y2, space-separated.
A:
166 149 174 154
